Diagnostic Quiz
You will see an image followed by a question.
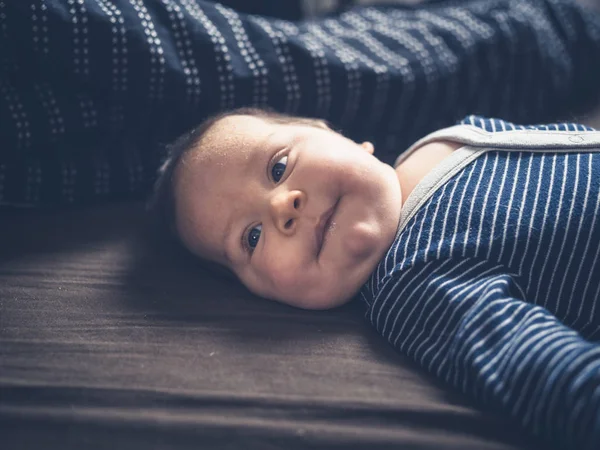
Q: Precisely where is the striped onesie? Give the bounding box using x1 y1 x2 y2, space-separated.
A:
360 116 600 449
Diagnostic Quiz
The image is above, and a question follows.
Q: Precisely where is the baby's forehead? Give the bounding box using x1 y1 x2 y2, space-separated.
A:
196 115 315 173
204 115 274 150
179 115 281 188
182 115 274 171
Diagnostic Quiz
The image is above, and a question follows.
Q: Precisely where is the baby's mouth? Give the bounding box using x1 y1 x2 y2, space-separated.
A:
315 199 339 258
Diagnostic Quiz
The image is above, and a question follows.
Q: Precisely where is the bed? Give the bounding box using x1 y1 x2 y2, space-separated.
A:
2 1 600 449
1 201 548 450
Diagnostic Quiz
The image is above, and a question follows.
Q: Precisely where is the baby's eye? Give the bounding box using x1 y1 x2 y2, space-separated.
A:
271 155 288 183
246 224 262 251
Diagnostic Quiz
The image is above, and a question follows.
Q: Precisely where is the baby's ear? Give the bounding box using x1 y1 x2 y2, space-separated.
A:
314 119 331 130
360 141 374 155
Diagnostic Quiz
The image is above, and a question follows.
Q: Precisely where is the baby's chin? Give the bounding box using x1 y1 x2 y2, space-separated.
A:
274 286 357 310
266 264 370 310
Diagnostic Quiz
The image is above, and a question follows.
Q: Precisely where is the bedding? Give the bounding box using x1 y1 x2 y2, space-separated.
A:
1 202 544 449
1 0 600 207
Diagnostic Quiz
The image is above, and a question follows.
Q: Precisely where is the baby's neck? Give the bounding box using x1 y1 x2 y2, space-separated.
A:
395 140 463 204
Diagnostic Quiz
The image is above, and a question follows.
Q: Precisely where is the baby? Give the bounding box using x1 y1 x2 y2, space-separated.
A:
150 107 600 449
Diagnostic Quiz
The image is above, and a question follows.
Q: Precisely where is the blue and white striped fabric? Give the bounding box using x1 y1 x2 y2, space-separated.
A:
460 115 597 132
361 116 600 449
1 0 600 206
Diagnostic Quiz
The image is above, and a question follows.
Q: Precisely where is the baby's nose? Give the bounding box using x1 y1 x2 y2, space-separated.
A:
269 190 306 235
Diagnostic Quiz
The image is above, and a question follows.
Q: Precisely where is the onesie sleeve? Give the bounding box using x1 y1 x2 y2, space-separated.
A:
366 258 600 450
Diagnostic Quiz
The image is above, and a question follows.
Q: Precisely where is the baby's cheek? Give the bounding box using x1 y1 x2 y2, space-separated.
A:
346 221 381 259
263 259 305 295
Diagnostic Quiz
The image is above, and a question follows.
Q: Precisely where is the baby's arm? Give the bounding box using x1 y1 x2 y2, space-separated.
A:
367 258 600 450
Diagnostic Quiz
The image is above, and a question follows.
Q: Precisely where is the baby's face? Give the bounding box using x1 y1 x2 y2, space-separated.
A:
174 115 402 309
